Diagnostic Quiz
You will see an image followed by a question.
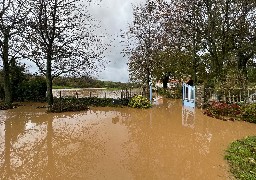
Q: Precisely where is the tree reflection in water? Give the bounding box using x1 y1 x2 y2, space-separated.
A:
0 107 106 179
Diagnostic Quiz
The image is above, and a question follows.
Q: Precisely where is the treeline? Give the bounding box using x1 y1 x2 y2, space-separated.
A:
0 63 140 102
0 63 46 102
53 76 140 89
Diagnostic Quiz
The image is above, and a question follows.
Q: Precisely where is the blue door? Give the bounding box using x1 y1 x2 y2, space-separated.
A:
182 83 195 108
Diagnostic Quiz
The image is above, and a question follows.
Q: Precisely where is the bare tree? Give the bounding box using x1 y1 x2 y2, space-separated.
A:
0 0 29 107
26 0 107 108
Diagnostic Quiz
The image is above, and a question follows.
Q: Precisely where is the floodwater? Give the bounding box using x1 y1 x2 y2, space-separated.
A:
0 99 256 180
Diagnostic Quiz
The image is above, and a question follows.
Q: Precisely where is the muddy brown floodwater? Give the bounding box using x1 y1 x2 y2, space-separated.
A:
0 99 256 180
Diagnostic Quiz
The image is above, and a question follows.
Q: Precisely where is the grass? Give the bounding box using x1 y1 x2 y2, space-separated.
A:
225 136 256 179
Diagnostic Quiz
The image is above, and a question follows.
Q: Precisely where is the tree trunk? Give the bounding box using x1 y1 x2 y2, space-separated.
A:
2 35 12 107
163 74 169 89
237 52 250 80
46 53 53 109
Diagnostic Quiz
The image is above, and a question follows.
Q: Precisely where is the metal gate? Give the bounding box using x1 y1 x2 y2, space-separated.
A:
182 83 196 108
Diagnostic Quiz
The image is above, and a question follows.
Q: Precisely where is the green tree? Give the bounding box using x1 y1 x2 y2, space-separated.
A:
124 0 167 93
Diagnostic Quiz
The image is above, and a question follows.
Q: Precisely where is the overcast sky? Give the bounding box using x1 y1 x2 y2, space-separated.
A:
88 0 145 82
9 0 145 82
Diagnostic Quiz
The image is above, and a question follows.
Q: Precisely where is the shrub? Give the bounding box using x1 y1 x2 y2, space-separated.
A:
51 98 89 113
204 101 241 119
241 103 256 123
50 97 130 113
20 76 47 102
225 136 256 179
128 95 151 109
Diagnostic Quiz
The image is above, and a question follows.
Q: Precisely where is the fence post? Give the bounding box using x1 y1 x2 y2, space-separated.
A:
90 92 92 98
60 91 62 112
76 92 78 99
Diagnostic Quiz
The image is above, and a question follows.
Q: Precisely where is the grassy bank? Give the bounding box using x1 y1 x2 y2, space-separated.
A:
225 136 256 179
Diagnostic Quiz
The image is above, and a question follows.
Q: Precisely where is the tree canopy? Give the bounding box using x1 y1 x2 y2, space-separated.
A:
124 0 256 89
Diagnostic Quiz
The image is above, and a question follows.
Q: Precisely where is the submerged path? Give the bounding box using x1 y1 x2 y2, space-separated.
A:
0 99 256 179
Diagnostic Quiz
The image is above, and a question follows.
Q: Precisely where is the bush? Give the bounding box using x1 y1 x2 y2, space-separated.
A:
128 95 151 109
241 103 256 123
225 136 256 179
51 98 89 113
20 76 47 102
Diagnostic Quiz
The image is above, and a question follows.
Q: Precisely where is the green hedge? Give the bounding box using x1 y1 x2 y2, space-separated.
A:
0 76 47 103
50 97 129 113
20 76 47 102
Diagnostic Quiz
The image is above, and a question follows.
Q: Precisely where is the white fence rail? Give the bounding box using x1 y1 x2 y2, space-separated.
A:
52 88 142 99
205 88 256 103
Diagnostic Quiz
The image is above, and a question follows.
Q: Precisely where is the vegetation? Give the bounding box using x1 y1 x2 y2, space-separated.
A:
157 87 182 99
50 97 130 113
204 101 256 124
225 136 256 180
241 104 256 124
204 101 242 121
124 0 256 95
50 95 152 113
0 0 107 109
26 0 107 109
0 63 47 108
128 95 152 109
0 0 30 107
52 76 140 89
0 0 255 111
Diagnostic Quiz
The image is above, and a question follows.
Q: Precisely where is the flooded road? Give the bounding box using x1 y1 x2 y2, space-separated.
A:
0 99 256 179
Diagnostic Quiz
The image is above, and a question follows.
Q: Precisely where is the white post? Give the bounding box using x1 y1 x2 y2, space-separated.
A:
149 81 152 104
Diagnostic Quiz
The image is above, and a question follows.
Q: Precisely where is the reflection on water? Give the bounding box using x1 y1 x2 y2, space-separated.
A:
0 100 256 179
182 106 195 128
